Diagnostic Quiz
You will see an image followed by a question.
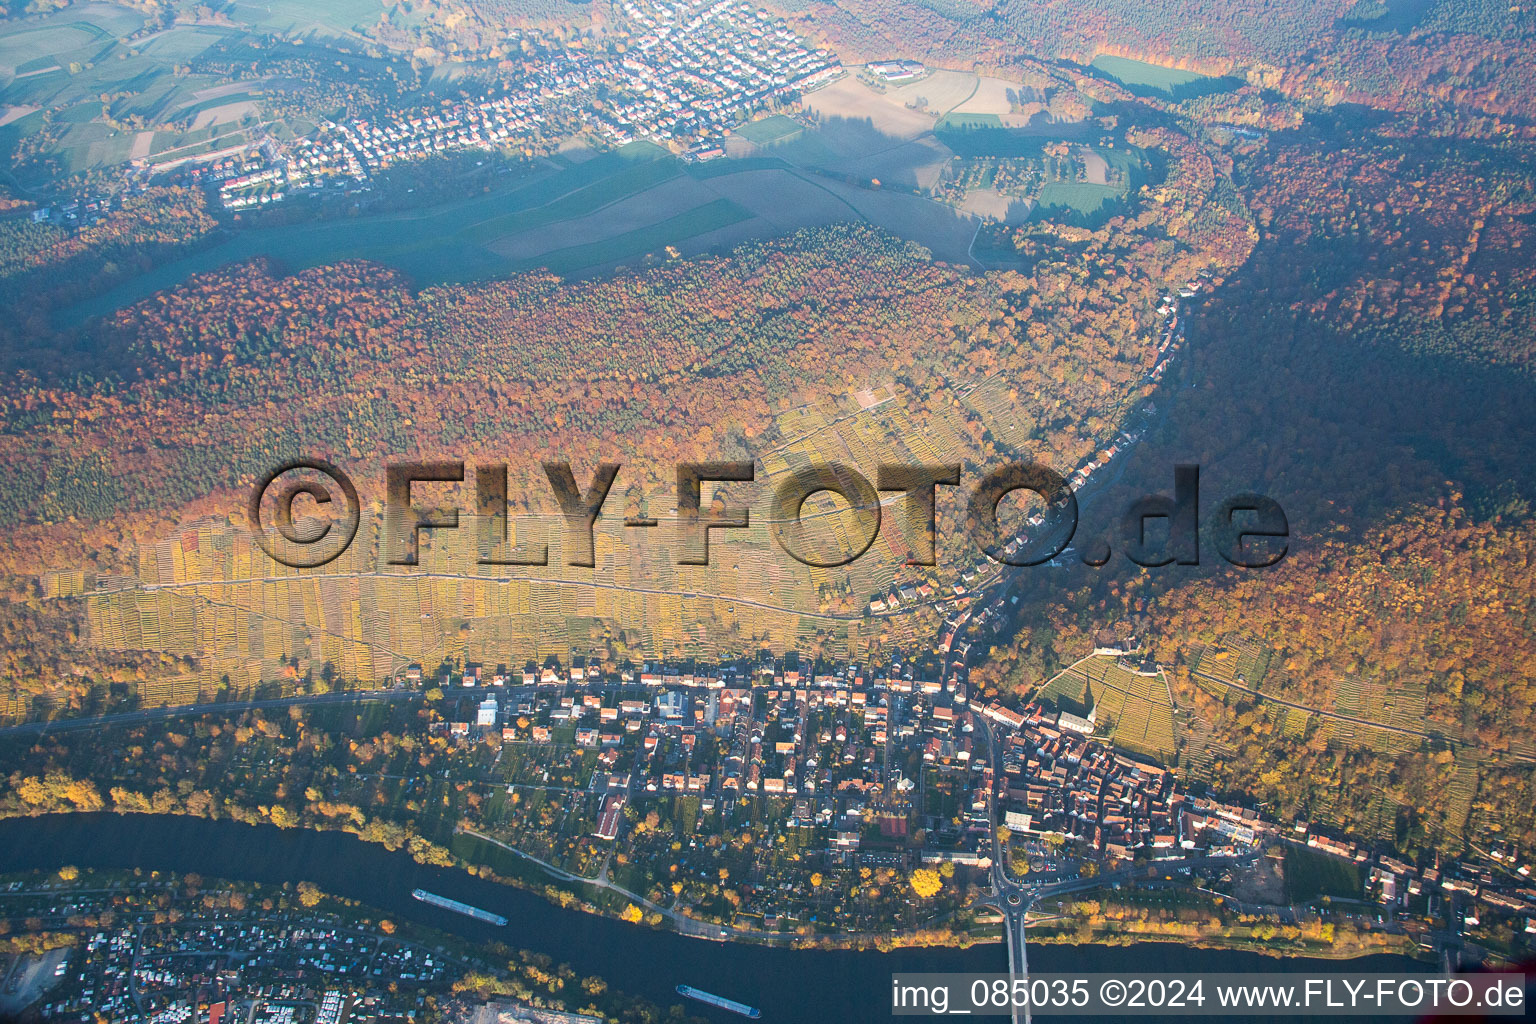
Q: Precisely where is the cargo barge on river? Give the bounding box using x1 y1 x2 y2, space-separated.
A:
677 984 761 1018
411 889 507 926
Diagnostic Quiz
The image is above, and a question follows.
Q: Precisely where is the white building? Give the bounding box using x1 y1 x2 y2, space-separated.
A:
655 690 688 720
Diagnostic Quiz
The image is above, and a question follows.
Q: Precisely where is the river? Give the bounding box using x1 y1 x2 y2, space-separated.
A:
0 814 1428 1022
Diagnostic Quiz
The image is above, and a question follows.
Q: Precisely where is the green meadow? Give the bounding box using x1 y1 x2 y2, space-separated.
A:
734 114 804 145
1090 55 1208 91
1088 54 1238 99
59 144 689 321
517 197 753 276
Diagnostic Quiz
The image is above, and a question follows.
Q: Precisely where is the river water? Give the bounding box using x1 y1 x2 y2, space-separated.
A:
0 814 1428 1022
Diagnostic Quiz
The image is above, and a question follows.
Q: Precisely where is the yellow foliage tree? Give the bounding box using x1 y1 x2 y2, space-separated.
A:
910 868 943 899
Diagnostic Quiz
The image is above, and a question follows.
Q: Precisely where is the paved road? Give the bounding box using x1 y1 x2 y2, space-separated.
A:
978 711 1256 1024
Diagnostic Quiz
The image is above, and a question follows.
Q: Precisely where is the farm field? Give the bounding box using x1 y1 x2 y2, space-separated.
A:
883 68 977 114
761 109 954 192
948 75 1038 126
510 197 755 276
1188 634 1436 754
225 0 387 38
0 2 480 191
0 9 253 178
686 165 861 229
817 175 978 263
800 76 935 140
958 188 1031 224
1178 633 1518 848
0 12 135 76
934 117 1093 158
488 173 741 261
693 159 981 263
1079 148 1109 184
59 145 680 320
14 13 1143 339
7 8 1130 327
937 113 1002 131
828 133 953 191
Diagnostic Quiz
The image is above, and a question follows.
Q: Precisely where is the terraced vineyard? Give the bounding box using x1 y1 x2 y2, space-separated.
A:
1188 635 1272 691
1434 762 1480 846
1323 676 1424 756
1037 653 1178 762
68 372 1049 704
1192 635 1446 754
1177 632 1536 850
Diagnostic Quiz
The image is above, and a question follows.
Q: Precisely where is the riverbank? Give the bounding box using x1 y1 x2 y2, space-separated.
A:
0 805 1423 962
1025 921 1421 961
0 864 683 1024
0 813 1431 1023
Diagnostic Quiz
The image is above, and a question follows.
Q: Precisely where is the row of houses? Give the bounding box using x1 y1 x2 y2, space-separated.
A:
600 0 840 144
211 1 840 201
993 703 1186 858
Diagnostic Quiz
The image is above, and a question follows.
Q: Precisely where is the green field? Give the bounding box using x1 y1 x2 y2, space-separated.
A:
1088 55 1237 99
0 22 112 74
518 197 753 276
458 154 683 245
684 154 796 179
53 122 138 175
0 9 246 183
937 124 1047 158
735 114 804 145
175 91 263 123
0 4 439 188
140 27 233 60
1035 181 1123 216
226 0 388 38
1090 55 1210 92
1099 145 1145 180
936 112 1004 130
59 145 684 322
149 122 244 156
934 115 1094 158
1283 844 1364 903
